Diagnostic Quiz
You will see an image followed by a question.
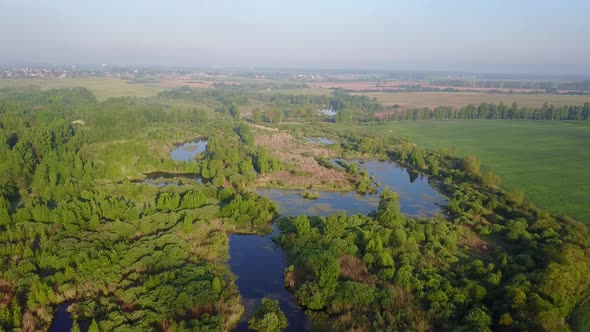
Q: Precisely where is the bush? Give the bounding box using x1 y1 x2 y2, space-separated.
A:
248 298 288 332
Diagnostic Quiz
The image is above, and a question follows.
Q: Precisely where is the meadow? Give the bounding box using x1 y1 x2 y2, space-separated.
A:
338 120 590 223
571 296 590 332
350 91 590 109
0 78 168 100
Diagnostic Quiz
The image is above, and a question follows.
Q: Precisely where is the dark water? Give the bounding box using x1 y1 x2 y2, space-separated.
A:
170 140 208 162
229 160 445 331
257 160 446 218
136 139 208 186
139 172 202 186
48 303 73 332
229 227 308 331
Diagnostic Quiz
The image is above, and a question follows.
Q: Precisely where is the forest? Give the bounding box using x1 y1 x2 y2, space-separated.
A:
0 85 589 332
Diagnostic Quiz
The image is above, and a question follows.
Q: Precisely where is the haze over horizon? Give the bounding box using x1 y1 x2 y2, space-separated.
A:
1 0 589 75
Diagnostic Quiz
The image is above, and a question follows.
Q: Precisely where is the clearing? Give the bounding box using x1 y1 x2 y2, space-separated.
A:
252 128 355 191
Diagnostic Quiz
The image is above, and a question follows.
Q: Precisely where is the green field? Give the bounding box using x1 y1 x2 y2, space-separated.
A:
571 297 590 332
350 91 590 109
342 120 590 223
0 78 167 100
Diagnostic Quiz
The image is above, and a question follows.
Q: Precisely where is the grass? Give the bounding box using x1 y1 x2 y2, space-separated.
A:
571 297 590 332
0 78 168 100
264 87 331 96
0 78 331 102
350 91 590 109
338 120 590 223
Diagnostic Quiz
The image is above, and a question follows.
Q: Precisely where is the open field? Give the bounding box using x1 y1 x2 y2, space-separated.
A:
260 87 331 96
0 78 170 100
338 120 590 223
350 91 590 109
571 297 590 332
309 81 545 93
0 78 331 100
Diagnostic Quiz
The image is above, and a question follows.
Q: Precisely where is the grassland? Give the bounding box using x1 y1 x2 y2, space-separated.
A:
350 91 590 109
0 78 168 100
261 87 331 96
571 297 590 332
338 120 590 223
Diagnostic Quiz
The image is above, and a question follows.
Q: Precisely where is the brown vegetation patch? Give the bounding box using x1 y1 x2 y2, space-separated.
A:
253 130 355 189
460 226 495 254
117 297 136 312
216 298 244 330
339 254 369 282
308 81 545 94
22 310 40 332
0 279 14 308
158 79 214 89
284 265 309 288
183 304 217 319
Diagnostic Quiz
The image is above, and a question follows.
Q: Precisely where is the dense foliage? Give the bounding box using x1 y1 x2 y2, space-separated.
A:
0 88 280 331
248 298 288 332
275 133 590 331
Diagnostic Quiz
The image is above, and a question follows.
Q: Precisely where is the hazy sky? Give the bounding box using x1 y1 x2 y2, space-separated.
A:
1 0 589 74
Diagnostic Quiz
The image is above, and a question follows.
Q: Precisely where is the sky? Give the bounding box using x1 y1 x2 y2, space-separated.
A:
1 0 589 74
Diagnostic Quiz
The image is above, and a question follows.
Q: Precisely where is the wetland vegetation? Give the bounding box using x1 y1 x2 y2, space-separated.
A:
0 82 589 332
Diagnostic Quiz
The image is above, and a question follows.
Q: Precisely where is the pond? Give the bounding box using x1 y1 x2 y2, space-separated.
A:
305 137 335 145
170 139 208 162
230 159 445 331
134 138 208 186
48 303 73 332
256 160 445 218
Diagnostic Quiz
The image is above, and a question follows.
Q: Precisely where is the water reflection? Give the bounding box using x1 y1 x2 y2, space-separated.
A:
257 160 446 218
170 140 208 162
229 227 308 332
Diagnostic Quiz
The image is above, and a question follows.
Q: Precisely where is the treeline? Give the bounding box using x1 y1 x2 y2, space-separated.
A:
275 132 590 331
388 102 590 121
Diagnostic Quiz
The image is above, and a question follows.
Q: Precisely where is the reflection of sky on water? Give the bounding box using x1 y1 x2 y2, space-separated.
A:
229 228 308 332
170 140 208 162
305 137 335 145
257 160 446 218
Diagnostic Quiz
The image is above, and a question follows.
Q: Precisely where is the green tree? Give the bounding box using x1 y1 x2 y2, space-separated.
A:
70 320 81 332
248 298 288 332
88 319 100 332
267 108 282 125
463 155 481 178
